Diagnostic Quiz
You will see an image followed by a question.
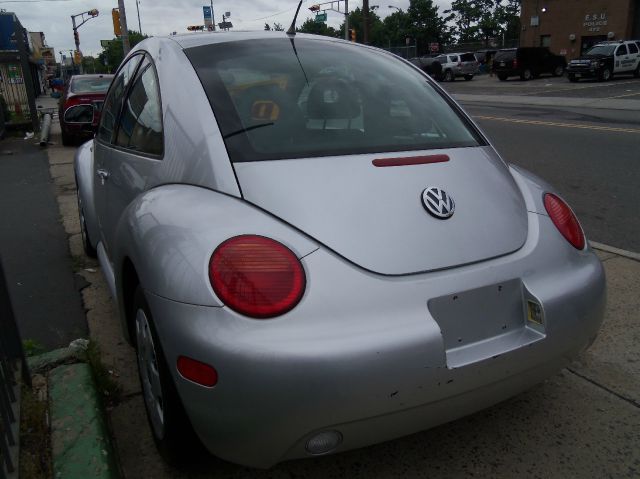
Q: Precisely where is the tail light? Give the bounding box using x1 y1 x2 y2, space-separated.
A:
513 58 518 69
544 193 585 249
209 235 306 318
457 62 462 67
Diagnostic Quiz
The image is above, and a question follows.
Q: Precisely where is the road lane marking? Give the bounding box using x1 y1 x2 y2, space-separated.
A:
473 115 640 134
590 241 640 261
605 91 640 99
518 79 640 96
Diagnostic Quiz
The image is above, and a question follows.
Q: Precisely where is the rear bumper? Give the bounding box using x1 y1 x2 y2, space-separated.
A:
146 212 605 468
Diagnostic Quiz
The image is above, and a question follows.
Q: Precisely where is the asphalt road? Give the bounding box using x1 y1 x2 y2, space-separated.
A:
0 137 87 350
439 75 640 253
444 72 640 99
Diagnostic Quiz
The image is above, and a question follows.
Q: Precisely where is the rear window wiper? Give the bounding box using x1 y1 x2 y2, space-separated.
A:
223 122 274 139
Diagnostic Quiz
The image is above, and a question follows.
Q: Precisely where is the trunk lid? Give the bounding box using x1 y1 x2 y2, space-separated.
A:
234 147 528 275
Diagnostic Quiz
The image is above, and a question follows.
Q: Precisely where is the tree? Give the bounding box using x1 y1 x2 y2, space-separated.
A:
97 31 148 73
445 0 521 46
406 0 451 52
297 17 339 37
264 23 271 31
272 22 284 31
81 55 109 74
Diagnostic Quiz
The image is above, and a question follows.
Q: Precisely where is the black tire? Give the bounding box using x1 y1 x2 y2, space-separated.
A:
132 287 205 465
61 130 74 147
552 65 565 77
568 74 578 83
497 73 508 81
77 194 97 258
463 74 473 81
520 68 532 81
598 67 612 82
444 70 454 82
633 65 640 78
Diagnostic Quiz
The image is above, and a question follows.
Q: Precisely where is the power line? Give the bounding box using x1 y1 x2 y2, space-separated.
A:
0 0 72 3
251 3 303 22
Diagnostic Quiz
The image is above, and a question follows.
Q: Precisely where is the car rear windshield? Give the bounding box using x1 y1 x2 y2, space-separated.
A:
494 50 516 61
70 76 112 93
586 45 616 56
460 53 476 62
186 38 482 162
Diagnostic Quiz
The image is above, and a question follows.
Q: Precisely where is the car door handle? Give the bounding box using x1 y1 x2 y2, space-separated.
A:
97 168 110 185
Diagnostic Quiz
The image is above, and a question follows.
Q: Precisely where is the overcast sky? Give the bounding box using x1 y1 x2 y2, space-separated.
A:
7 0 452 58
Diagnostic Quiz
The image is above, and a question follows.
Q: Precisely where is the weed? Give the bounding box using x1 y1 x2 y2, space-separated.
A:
86 340 122 404
22 339 44 357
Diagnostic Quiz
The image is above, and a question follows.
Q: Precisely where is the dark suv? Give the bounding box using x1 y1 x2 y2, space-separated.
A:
493 47 567 81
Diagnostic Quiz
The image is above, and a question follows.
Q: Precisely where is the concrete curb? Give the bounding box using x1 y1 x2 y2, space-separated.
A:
590 241 640 262
49 363 118 479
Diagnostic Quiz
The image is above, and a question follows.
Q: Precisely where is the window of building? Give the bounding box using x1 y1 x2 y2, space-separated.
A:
540 35 551 48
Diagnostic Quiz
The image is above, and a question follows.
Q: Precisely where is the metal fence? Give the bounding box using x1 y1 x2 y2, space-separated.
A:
0 257 30 478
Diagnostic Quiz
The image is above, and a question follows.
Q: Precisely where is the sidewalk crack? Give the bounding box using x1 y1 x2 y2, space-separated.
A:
566 367 639 409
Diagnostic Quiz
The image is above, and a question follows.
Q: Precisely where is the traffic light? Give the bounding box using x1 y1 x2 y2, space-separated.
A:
349 28 356 41
73 50 82 65
88 9 99 17
309 5 320 11
112 8 121 36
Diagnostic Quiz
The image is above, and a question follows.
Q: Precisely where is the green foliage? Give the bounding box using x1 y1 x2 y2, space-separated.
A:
297 17 340 37
97 31 149 73
23 338 44 357
445 0 521 45
81 55 109 74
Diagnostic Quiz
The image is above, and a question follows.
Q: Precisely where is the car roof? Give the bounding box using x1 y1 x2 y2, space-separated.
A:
164 30 348 50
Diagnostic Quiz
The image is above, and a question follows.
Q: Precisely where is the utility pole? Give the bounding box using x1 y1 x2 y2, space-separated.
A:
344 0 349 40
71 16 81 74
118 0 130 55
135 0 142 33
210 0 216 31
363 0 369 44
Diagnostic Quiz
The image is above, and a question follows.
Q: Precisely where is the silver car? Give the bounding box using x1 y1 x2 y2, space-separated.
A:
75 31 605 468
435 52 479 81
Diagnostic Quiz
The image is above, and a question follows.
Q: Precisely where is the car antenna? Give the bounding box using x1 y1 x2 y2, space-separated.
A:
287 0 303 35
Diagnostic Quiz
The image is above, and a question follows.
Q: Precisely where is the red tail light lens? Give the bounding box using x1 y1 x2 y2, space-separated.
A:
209 235 306 318
513 58 518 69
544 193 585 250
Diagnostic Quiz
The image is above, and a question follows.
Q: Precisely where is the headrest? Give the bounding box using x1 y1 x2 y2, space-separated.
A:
306 77 360 120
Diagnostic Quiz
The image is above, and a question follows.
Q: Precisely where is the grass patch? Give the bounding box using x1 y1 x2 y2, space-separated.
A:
86 340 122 404
20 384 52 479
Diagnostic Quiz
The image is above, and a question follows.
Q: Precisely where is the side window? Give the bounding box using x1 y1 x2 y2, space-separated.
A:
616 45 628 56
628 43 638 54
98 55 143 143
115 59 163 156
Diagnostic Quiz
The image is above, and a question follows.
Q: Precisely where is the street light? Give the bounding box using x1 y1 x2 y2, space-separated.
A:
388 5 401 49
70 8 99 74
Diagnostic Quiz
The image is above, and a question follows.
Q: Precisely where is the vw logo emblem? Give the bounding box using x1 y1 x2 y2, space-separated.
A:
422 187 455 219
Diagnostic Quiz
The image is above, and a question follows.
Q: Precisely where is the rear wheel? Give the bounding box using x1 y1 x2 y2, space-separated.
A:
133 287 204 465
497 73 508 81
633 64 640 78
463 74 473 81
61 130 74 147
520 68 532 81
444 69 454 82
598 67 612 82
552 65 565 77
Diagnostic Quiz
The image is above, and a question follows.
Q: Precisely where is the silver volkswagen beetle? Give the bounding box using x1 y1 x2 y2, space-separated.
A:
74 31 606 468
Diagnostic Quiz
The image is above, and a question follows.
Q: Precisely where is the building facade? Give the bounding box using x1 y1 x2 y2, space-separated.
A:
520 0 640 60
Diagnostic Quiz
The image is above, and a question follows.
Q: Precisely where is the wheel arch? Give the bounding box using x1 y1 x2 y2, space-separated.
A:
74 140 99 250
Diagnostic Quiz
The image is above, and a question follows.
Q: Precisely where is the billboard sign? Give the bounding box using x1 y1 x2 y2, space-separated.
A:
203 6 213 29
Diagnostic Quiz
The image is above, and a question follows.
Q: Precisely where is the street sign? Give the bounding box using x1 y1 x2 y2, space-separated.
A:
315 12 327 22
203 5 213 29
429 42 439 52
100 39 113 48
218 21 233 29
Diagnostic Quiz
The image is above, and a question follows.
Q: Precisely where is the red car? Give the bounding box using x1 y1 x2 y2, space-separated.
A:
59 74 114 146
